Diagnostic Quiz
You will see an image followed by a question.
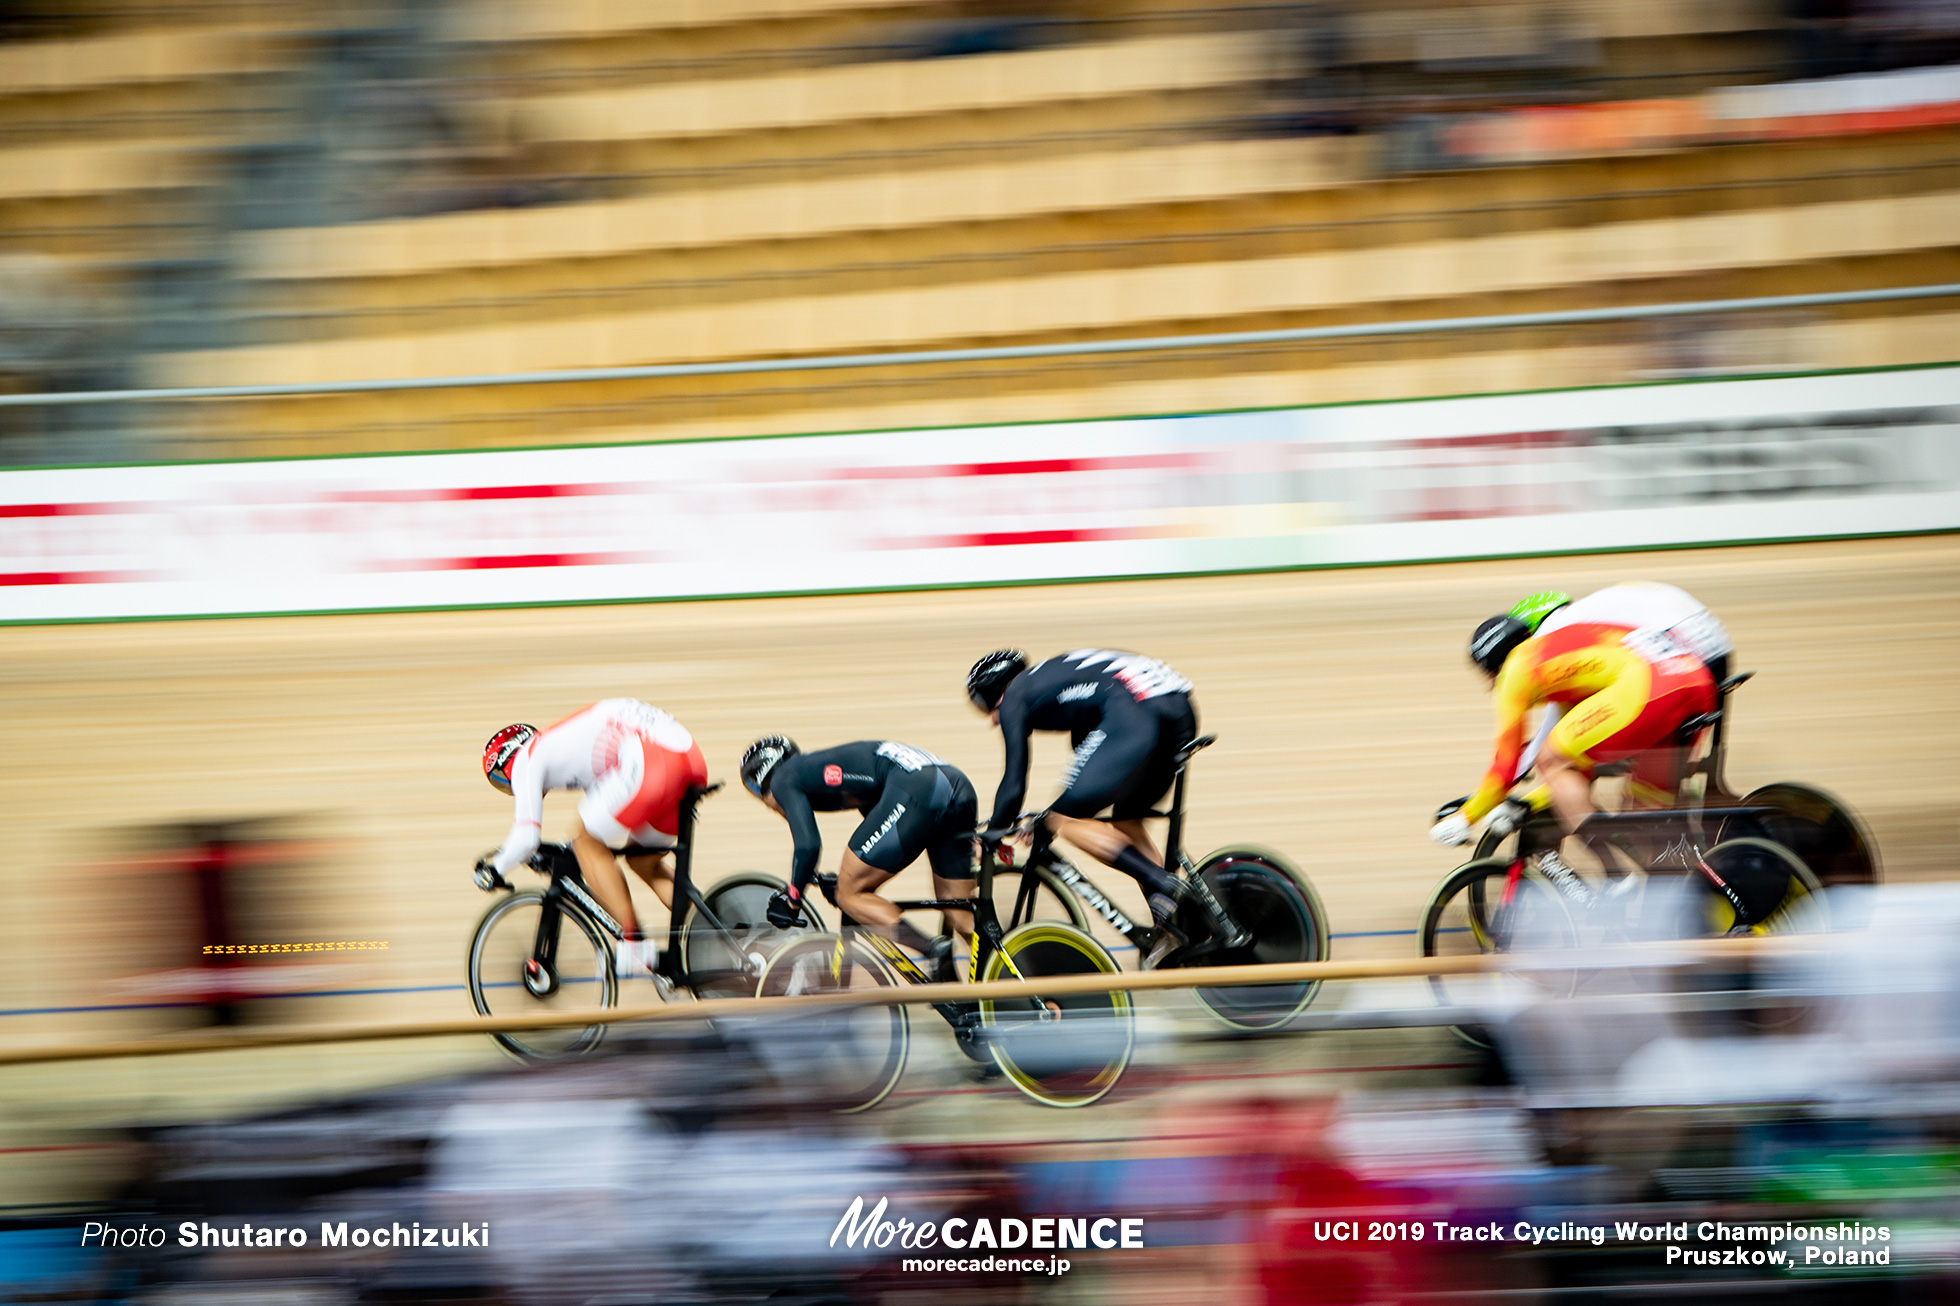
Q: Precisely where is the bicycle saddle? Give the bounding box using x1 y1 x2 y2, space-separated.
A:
1719 671 1754 696
1173 734 1217 767
1672 710 1722 745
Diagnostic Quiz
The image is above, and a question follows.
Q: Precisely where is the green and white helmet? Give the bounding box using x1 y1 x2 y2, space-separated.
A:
1508 591 1573 633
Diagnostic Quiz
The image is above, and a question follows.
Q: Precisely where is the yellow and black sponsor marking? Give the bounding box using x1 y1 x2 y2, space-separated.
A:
201 941 389 955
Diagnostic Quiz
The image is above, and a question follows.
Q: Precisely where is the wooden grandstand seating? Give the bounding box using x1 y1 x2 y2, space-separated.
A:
158 187 1960 388
454 0 927 43
0 23 286 97
239 136 1366 282
0 139 209 202
507 31 1260 145
457 0 1783 47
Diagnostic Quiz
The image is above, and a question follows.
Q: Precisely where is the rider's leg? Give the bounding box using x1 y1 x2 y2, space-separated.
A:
623 850 674 910
925 805 979 949
837 850 936 954
1533 743 1598 836
1045 812 1180 899
571 822 642 937
575 730 705 942
1045 700 1183 899
1111 818 1163 865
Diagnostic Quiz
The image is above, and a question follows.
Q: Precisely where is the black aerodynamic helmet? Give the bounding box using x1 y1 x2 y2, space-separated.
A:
1468 615 1531 677
965 649 1028 710
740 735 800 798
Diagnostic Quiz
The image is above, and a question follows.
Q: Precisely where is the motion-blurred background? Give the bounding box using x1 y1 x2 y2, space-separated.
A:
0 0 1955 462
1 1 1959 1302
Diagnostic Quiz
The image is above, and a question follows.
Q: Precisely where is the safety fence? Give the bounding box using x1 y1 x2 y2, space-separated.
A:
0 938 1790 1067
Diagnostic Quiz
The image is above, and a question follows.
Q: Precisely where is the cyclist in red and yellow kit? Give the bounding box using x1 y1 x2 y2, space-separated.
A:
1430 615 1716 847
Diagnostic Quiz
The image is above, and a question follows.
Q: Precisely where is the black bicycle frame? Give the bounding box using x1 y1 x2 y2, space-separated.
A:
822 842 1007 1024
518 784 738 988
1517 803 1786 927
1000 733 1237 956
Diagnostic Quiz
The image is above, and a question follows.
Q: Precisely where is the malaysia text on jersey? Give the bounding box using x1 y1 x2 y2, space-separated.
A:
766 741 976 888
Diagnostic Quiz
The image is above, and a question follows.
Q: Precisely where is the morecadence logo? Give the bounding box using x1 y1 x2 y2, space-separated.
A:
831 1196 1142 1276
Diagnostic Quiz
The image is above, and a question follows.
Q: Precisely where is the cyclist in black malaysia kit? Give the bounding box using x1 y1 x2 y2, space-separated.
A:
740 737 978 982
967 648 1245 964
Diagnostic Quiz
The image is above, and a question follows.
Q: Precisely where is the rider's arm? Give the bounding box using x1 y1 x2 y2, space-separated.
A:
778 783 825 893
1515 702 1563 779
1464 660 1536 824
986 693 1034 832
490 752 547 876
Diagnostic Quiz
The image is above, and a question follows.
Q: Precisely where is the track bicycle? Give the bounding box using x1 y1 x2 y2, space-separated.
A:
1470 671 1878 887
984 733 1330 1032
1422 687 1831 1044
753 831 1133 1111
466 782 821 1059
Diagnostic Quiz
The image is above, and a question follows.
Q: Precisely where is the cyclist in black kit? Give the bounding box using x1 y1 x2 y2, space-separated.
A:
967 648 1244 963
740 737 977 981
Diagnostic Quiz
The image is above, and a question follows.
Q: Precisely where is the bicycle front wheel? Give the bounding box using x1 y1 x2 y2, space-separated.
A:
1175 847 1330 1033
755 933 910 1113
1419 858 1577 1047
467 891 617 1060
979 923 1132 1108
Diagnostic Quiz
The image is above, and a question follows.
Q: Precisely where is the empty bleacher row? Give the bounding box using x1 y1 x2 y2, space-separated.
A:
0 0 1954 463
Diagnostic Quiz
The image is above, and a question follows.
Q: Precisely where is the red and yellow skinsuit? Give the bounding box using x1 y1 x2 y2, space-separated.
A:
1463 622 1717 823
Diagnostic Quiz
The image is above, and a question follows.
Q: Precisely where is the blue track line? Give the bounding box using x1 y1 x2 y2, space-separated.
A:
0 928 1447 1020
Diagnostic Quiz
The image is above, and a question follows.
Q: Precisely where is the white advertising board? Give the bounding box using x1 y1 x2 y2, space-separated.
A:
3 367 1957 622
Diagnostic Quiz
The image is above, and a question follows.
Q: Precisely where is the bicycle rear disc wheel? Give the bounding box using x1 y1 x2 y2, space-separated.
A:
980 923 1132 1108
683 872 824 1000
467 891 617 1060
755 933 909 1113
989 864 1090 933
1177 848 1330 1033
1419 858 1577 1048
1731 783 1879 887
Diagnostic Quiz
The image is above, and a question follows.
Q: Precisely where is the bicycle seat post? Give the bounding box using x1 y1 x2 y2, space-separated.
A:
1165 763 1189 875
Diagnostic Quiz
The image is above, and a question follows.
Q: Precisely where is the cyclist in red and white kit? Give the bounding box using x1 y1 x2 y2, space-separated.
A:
479 699 707 976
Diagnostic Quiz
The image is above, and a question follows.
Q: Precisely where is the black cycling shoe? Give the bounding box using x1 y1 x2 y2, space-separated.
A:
1140 894 1188 969
924 935 957 985
951 1008 993 1064
1182 877 1252 951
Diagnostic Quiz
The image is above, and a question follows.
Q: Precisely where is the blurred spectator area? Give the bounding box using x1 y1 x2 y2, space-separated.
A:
0 1 1955 460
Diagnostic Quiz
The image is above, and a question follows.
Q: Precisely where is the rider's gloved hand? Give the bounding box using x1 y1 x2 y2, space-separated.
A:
1429 811 1472 847
1432 797 1469 822
1486 797 1532 838
766 886 805 930
979 827 1017 866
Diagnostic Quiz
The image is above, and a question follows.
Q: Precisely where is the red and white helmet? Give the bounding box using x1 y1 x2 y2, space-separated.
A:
482 723 537 795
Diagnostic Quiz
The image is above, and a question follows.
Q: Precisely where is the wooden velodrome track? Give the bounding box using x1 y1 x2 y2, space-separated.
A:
0 534 1956 1198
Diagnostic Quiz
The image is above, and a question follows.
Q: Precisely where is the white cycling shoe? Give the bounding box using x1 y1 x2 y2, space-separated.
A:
614 937 658 978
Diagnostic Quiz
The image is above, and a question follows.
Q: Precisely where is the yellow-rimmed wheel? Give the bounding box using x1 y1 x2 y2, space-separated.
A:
755 932 910 1113
979 922 1133 1108
1677 838 1826 1034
